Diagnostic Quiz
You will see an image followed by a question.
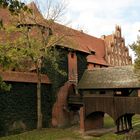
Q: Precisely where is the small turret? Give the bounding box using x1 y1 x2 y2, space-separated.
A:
115 25 121 38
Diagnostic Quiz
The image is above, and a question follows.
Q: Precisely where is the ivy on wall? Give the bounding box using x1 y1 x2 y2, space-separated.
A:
77 52 87 82
0 82 51 136
0 48 87 136
42 48 68 102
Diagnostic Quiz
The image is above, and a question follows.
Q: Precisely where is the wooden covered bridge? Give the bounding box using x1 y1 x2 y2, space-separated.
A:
68 66 140 133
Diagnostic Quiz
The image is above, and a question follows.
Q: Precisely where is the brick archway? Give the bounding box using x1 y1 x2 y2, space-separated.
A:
84 111 105 131
52 82 77 127
80 96 140 132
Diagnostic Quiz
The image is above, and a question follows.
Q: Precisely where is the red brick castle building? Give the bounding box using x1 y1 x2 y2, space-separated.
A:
0 2 132 133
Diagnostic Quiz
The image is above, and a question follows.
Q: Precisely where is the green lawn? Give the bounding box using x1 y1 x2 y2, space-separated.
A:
132 115 140 130
104 114 115 128
0 115 140 140
0 128 126 140
0 128 83 140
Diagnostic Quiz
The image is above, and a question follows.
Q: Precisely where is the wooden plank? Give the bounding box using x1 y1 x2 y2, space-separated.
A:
84 96 140 121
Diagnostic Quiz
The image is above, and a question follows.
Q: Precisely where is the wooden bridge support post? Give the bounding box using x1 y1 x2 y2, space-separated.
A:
80 106 85 132
124 115 128 130
127 114 133 130
115 114 134 133
120 117 124 131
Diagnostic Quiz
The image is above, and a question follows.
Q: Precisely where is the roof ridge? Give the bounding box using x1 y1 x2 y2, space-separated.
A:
53 21 103 41
27 1 44 19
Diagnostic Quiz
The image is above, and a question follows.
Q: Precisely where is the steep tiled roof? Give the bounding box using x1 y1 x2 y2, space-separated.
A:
0 71 51 84
0 2 107 66
24 2 107 65
78 66 140 90
87 55 108 66
0 7 12 26
52 22 106 56
0 2 45 25
20 2 46 25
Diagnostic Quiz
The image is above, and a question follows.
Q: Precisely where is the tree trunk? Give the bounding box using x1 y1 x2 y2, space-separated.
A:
36 65 42 129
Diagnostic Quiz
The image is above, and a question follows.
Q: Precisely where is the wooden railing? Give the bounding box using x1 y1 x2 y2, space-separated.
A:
84 96 140 120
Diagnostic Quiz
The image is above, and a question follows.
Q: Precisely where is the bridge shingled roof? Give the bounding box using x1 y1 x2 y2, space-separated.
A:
78 66 140 90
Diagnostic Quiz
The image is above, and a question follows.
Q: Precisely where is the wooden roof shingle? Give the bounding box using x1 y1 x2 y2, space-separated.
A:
78 66 140 90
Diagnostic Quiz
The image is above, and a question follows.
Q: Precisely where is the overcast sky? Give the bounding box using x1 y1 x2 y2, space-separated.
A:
22 0 140 59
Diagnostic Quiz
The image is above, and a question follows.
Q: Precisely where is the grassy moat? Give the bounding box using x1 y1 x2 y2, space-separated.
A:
0 115 140 140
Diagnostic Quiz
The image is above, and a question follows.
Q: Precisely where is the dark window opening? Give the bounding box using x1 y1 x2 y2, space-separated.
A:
71 52 74 58
90 51 95 55
100 91 106 94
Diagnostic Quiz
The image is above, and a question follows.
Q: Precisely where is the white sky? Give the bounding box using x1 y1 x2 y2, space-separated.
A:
23 0 140 60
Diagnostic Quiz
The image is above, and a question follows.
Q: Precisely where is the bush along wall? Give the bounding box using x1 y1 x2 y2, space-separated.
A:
42 48 68 103
77 52 87 82
0 48 68 136
0 49 86 136
0 82 51 136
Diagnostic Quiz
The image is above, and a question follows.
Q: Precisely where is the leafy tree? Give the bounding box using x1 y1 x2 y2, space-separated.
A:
0 0 68 129
0 0 28 13
0 77 11 92
0 0 29 28
0 0 29 91
129 35 140 69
